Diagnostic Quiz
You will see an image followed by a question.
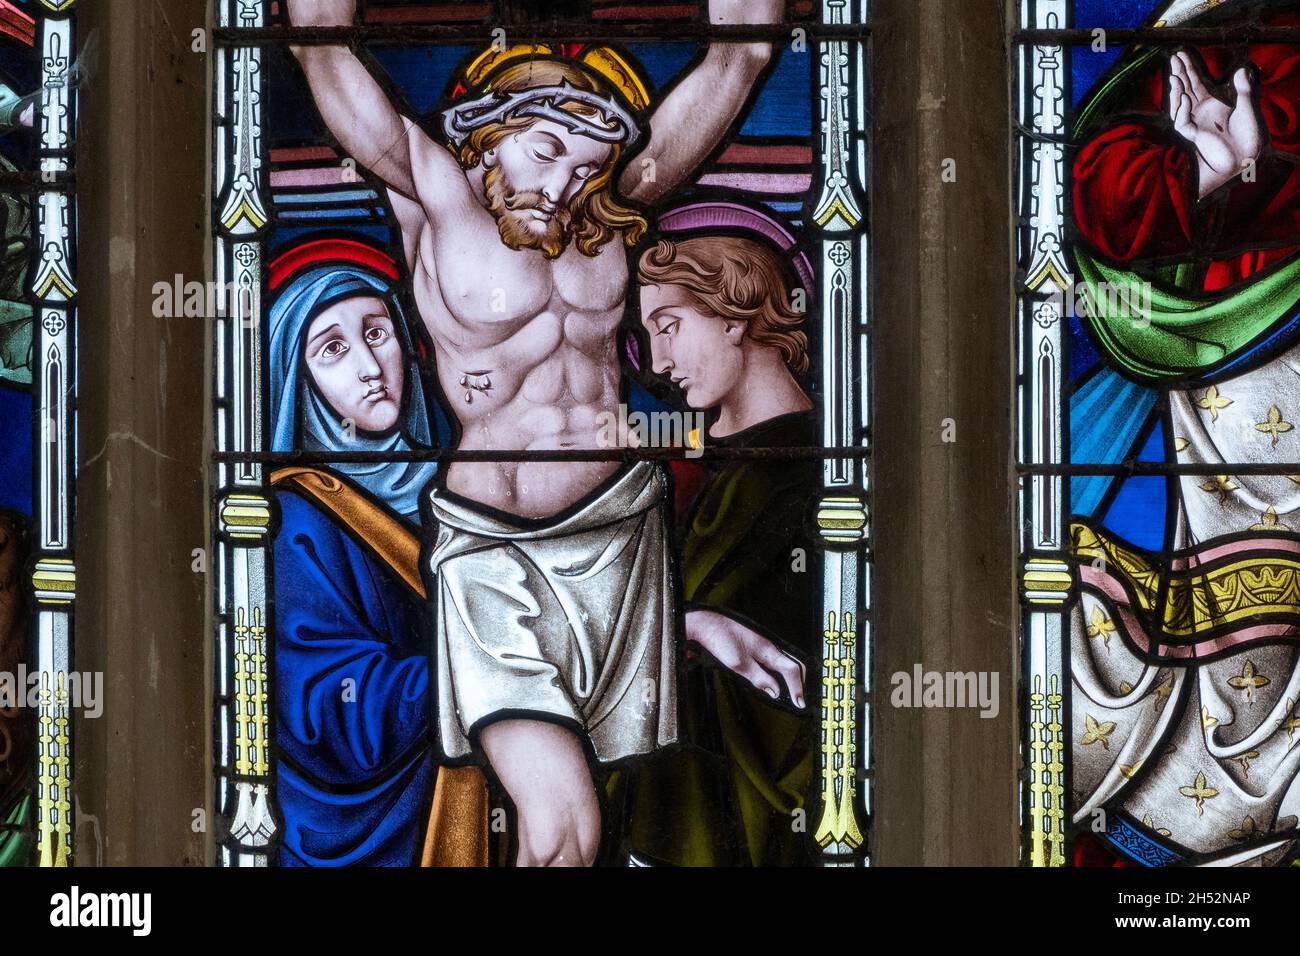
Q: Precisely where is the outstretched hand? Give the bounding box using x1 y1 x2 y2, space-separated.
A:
1168 51 1262 199
285 0 357 28
685 608 806 708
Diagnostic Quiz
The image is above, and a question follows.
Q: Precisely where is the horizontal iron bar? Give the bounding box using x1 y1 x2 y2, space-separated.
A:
1019 461 1300 476
1015 26 1300 44
213 23 871 45
213 446 872 464
0 170 74 189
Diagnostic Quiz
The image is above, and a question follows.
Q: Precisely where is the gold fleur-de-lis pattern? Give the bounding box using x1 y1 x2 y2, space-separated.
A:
1169 376 1300 539
1178 771 1219 815
1074 337 1300 861
1181 469 1300 536
1153 674 1174 713
1228 816 1258 840
1234 751 1260 779
1068 615 1300 859
1197 385 1234 423
1082 714 1117 750
1198 475 1239 503
1255 405 1294 447
1250 507 1291 532
1279 699 1300 746
1142 813 1172 837
1086 607 1115 649
1100 643 1300 856
1227 660 1270 705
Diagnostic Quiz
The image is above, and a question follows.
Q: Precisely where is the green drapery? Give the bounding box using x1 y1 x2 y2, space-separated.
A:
1074 248 1300 382
0 793 31 867
1069 41 1300 382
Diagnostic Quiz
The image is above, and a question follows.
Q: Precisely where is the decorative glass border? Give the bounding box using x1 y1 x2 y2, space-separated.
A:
0 0 81 870
31 0 77 869
1015 0 1074 869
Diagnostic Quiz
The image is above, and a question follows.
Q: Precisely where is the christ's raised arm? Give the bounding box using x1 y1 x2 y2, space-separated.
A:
286 0 459 206
617 0 781 204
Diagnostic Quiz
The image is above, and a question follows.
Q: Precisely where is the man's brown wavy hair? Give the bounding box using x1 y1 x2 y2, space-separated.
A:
454 59 648 258
637 235 810 376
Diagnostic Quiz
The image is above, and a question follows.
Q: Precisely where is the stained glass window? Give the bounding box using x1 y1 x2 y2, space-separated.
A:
1018 0 1300 867
0 0 78 870
213 0 871 867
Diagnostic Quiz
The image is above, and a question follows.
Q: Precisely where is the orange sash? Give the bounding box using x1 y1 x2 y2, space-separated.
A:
271 466 490 867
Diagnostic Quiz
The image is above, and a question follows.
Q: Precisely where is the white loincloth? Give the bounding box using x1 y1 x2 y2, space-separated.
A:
426 461 678 763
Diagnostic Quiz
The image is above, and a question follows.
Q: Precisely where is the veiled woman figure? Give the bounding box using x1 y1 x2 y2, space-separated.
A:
267 248 453 866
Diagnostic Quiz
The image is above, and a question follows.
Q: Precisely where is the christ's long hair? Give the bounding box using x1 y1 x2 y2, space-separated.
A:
454 59 649 259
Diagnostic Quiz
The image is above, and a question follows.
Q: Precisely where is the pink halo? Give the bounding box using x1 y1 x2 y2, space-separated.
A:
656 201 815 292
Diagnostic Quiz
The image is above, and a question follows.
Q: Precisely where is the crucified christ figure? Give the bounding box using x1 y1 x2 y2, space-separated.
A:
287 0 807 866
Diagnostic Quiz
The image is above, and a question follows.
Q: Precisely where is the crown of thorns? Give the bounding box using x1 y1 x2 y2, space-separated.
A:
442 81 642 149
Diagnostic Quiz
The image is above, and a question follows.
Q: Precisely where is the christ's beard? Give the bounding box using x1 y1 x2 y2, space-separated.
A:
484 166 574 259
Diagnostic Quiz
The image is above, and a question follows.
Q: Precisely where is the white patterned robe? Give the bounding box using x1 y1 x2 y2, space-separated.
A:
1071 340 1300 864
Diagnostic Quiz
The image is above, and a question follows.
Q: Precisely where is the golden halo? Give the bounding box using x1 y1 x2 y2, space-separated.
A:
458 43 650 114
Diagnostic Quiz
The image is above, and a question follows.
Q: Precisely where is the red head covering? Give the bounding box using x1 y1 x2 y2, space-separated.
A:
269 239 399 292
0 2 34 47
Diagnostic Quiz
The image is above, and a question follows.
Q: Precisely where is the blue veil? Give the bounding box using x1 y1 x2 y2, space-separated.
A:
269 266 439 521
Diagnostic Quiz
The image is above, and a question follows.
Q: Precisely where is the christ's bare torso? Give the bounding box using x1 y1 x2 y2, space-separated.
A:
395 166 627 519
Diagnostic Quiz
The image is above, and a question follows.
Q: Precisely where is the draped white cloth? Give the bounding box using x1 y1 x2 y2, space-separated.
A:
1072 341 1300 863
426 462 678 763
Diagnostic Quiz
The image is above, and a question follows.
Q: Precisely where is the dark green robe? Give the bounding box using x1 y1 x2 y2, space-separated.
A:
606 411 821 866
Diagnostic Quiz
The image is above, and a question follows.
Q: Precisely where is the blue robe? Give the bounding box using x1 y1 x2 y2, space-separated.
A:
273 489 433 867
